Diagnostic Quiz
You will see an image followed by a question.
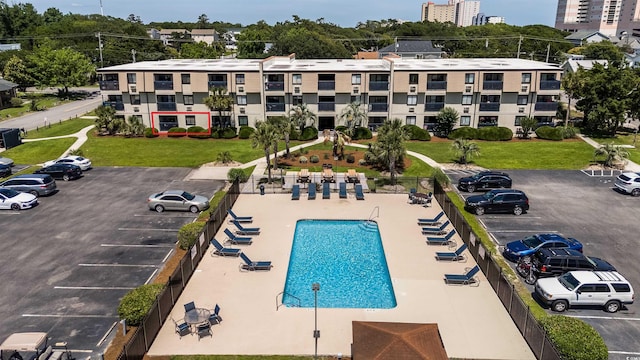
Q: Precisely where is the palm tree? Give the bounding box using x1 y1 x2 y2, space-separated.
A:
594 142 629 168
324 130 351 159
203 87 234 128
251 121 280 183
371 119 409 184
561 70 584 129
451 139 480 164
288 104 317 132
267 116 288 169
124 115 145 137
338 101 367 137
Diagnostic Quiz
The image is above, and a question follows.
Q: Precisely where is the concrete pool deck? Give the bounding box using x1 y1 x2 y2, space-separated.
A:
148 193 535 359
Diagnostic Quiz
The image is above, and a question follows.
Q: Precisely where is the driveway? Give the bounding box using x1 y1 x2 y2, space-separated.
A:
0 167 224 357
446 169 640 359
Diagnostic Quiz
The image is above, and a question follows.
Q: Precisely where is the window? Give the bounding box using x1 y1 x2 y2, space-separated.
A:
130 95 141 105
462 95 473 105
406 116 416 125
181 74 191 84
236 74 245 84
185 115 196 126
292 74 302 84
517 95 528 105
292 95 303 105
515 116 526 126
351 95 362 104
407 95 417 105
521 73 531 83
460 116 471 126
238 115 248 126
237 95 247 105
183 95 194 105
352 74 361 85
127 73 136 84
409 73 419 84
465 73 475 84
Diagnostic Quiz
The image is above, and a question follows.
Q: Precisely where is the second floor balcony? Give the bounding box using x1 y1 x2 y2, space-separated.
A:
369 81 389 91
265 82 285 91
535 102 558 111
266 103 285 112
99 81 119 91
157 102 177 111
425 103 445 112
539 80 561 90
208 81 228 89
318 81 335 91
482 81 503 90
154 81 174 90
103 101 124 111
369 103 388 112
426 81 447 90
479 103 500 112
318 102 335 111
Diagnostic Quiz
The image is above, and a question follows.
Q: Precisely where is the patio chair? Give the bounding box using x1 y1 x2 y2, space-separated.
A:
308 183 317 200
426 230 456 246
172 317 191 338
322 182 331 199
208 304 222 325
339 182 347 199
346 169 359 183
210 238 241 257
239 253 273 271
223 228 252 245
297 169 310 183
232 220 261 235
291 184 300 200
355 184 365 200
421 220 450 235
196 322 212 340
444 265 480 285
417 211 445 226
227 209 252 223
435 243 468 262
184 301 196 313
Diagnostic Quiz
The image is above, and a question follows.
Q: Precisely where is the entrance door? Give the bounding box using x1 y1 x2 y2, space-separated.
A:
318 116 335 130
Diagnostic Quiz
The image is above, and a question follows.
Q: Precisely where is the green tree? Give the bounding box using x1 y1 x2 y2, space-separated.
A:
451 138 480 164
196 14 209 27
28 43 95 97
203 87 234 128
561 70 585 129
594 142 629 168
236 26 270 58
367 119 409 184
581 41 626 62
289 104 317 131
3 55 33 90
267 116 289 169
251 121 280 183
179 41 222 59
518 116 539 139
95 105 124 135
216 151 233 164
123 115 145 137
435 107 459 137
339 101 367 137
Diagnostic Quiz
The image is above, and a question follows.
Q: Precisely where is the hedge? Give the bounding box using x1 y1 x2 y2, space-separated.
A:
448 127 478 140
187 126 209 139
227 168 249 183
177 222 205 250
540 316 608 360
403 124 431 141
536 126 564 141
301 126 319 141
218 127 237 139
117 283 164 326
238 126 255 139
167 127 187 137
477 126 513 141
144 128 159 138
354 126 373 140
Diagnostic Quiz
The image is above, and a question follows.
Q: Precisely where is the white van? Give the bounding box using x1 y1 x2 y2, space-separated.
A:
535 271 634 313
0 333 72 360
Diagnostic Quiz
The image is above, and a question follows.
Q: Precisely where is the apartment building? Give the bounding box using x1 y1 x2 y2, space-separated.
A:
555 0 640 37
96 56 562 133
421 0 480 27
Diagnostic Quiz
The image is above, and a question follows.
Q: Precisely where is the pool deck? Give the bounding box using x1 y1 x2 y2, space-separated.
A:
148 193 535 359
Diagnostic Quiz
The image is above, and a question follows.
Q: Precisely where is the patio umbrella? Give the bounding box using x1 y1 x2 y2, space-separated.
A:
351 321 448 360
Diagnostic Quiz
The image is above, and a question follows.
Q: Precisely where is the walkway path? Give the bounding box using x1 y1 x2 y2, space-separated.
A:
578 134 640 172
21 123 95 160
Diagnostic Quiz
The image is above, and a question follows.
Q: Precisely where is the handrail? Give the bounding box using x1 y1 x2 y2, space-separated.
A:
276 291 301 310
368 206 380 222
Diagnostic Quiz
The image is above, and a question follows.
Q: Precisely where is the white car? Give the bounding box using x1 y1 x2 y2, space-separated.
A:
0 157 13 166
0 188 38 210
44 155 92 171
615 172 640 196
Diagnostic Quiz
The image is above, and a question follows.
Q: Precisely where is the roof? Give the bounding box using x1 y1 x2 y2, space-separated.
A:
567 271 628 282
158 28 189 35
379 40 439 53
191 29 217 36
0 332 48 351
0 79 18 91
352 321 448 360
565 30 610 41
562 59 609 72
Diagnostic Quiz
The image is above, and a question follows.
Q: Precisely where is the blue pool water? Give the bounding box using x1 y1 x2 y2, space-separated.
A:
282 219 396 309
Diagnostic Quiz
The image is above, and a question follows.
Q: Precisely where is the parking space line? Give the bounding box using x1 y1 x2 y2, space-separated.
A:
53 286 136 290
491 230 559 233
568 315 640 321
609 351 640 355
162 249 174 263
133 214 194 218
23 313 118 318
117 227 179 232
101 243 175 248
78 263 159 268
145 269 158 285
482 216 542 219
97 322 118 347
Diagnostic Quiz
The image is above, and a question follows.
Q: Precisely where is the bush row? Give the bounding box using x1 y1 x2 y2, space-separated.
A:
535 126 579 140
448 126 513 141
403 124 431 141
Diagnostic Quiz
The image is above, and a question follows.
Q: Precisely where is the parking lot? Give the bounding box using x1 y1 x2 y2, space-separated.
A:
447 169 640 359
0 167 224 357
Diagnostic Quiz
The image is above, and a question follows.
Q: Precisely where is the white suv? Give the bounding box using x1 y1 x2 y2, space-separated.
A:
615 172 640 196
535 271 634 313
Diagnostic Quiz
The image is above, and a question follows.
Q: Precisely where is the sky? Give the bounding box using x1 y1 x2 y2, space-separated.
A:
23 0 558 28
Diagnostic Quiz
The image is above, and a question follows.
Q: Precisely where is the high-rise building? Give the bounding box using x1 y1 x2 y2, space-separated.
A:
421 1 480 27
555 0 640 37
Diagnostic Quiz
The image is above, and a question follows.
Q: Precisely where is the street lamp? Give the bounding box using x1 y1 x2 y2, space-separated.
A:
312 282 320 360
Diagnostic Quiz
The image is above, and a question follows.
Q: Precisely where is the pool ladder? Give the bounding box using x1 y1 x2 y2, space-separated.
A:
276 291 301 311
368 206 380 222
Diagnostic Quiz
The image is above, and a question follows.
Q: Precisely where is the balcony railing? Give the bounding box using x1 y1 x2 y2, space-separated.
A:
265 82 285 91
99 81 119 91
368 103 388 112
425 103 445 112
103 101 124 111
534 102 558 111
426 81 447 90
482 81 503 90
318 103 335 111
539 80 561 90
154 81 174 90
318 81 335 91
157 102 177 111
478 122 498 128
369 81 389 91
266 103 285 112
208 81 228 89
479 103 501 112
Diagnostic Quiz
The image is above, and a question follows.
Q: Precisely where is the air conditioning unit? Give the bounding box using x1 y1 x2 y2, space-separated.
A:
409 86 416 93
521 85 528 93
465 86 472 93
353 87 359 94
294 86 300 94
128 84 137 94
409 107 414 113
463 107 469 114
186 107 192 111
240 107 246 114
133 107 139 112
238 86 244 93
519 107 525 113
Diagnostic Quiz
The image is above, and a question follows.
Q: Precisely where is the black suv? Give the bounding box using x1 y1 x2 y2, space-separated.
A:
34 163 82 181
458 171 512 192
517 248 616 284
464 189 529 215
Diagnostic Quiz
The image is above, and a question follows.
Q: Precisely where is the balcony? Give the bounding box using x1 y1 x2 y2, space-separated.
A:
154 81 174 90
479 103 500 112
369 103 388 112
369 81 389 91
478 122 498 128
265 82 285 91
318 81 335 91
103 101 124 111
99 81 119 91
157 102 177 111
426 81 447 90
425 103 445 112
539 80 561 90
535 102 558 111
318 103 335 111
266 103 285 112
482 81 503 90
208 81 228 89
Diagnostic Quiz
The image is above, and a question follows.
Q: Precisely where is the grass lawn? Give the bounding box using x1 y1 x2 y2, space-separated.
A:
0 95 69 120
587 132 640 165
1 138 76 165
25 118 95 139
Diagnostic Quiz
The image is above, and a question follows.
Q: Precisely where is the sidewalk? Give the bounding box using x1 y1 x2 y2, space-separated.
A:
578 134 640 172
21 122 95 162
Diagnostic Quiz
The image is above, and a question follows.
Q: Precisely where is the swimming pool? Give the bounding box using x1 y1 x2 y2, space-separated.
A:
282 219 396 309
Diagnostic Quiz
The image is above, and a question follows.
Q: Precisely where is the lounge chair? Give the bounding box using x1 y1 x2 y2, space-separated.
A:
292 184 300 200
239 253 273 271
208 304 222 325
172 317 191 338
232 220 261 235
435 243 468 262
339 182 347 198
444 265 480 285
417 211 445 226
223 228 252 245
322 182 331 199
308 183 317 200
409 192 432 206
346 169 359 183
297 169 310 183
210 238 241 257
196 322 212 340
355 184 365 200
227 209 252 223
322 168 335 183
426 230 456 246
421 220 450 235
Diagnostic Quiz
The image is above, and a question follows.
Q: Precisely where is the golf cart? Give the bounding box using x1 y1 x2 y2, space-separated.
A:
0 333 73 360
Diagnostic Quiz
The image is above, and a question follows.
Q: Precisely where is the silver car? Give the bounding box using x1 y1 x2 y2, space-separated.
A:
147 190 209 213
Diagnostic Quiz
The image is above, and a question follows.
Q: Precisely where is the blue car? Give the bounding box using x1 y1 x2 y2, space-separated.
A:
503 233 583 262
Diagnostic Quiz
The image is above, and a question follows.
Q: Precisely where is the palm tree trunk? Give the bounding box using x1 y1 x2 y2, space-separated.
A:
264 150 272 183
564 98 571 129
285 133 290 158
273 143 279 170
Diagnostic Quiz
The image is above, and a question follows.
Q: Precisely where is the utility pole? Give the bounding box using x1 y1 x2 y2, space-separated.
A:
96 32 104 68
99 0 103 16
131 49 136 63
517 35 522 59
546 43 551 62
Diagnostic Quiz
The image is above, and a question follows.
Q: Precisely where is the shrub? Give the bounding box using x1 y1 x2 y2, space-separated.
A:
300 126 319 141
144 127 159 138
477 127 513 141
167 127 187 137
310 155 320 163
227 168 249 183
358 159 367 166
403 124 431 141
448 127 478 140
354 126 373 140
323 153 330 160
187 126 209 138
335 125 348 133
67 148 83 156
540 315 608 360
289 128 300 140
299 156 308 164
536 126 564 141
117 283 164 326
346 154 355 163
210 128 220 139
177 222 205 250
433 167 451 188
561 126 579 139
238 126 255 139
10 98 22 107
